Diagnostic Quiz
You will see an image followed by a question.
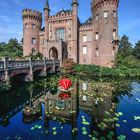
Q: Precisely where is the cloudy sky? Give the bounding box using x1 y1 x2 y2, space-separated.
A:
0 0 140 45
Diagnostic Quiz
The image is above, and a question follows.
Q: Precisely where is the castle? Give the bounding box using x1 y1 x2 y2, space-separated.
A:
22 0 119 67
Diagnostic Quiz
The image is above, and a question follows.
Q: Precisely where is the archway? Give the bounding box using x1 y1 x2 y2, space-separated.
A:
49 47 58 59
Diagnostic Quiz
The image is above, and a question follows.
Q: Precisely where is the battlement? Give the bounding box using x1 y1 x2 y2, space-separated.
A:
49 11 73 19
79 24 92 31
92 0 119 12
22 9 42 22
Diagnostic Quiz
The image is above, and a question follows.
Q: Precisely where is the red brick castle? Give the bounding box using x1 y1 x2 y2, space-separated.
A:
22 0 119 67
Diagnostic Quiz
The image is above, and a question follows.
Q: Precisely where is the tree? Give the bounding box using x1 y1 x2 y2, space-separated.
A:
119 35 133 56
0 38 23 58
134 40 140 60
61 59 76 75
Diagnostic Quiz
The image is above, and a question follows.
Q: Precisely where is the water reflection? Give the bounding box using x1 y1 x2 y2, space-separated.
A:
0 77 139 139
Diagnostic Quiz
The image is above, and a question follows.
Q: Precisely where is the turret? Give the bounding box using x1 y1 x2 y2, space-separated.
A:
72 0 79 63
22 9 42 56
91 0 119 67
44 0 50 42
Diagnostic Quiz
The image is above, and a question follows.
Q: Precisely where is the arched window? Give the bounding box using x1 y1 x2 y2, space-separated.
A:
56 28 65 41
32 48 36 55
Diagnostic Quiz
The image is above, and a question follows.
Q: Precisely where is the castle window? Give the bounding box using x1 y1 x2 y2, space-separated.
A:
83 46 87 54
32 48 36 55
32 24 36 30
83 59 87 64
82 82 87 91
32 38 36 45
95 47 99 56
56 28 65 41
113 11 117 18
95 32 99 40
83 35 87 42
83 95 87 102
25 23 28 28
113 29 116 40
104 11 108 18
96 14 99 21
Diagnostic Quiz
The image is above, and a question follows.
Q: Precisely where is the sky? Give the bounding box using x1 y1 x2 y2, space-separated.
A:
0 0 140 45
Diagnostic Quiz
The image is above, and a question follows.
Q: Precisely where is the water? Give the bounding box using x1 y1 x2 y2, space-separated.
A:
0 77 140 140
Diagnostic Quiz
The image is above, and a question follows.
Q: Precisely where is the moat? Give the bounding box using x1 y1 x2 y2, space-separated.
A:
0 76 140 140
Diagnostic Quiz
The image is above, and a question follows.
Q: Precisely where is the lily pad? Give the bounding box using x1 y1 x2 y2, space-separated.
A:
117 135 126 140
132 128 140 133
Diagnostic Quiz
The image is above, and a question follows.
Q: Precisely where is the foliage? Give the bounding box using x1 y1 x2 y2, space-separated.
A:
61 59 76 75
119 35 133 56
133 40 140 60
0 38 23 58
28 52 43 60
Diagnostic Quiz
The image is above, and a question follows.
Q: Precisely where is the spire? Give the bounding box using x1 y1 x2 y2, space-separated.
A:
44 0 50 11
71 0 79 6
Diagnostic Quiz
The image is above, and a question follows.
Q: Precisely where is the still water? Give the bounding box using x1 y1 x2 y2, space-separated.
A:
0 77 140 140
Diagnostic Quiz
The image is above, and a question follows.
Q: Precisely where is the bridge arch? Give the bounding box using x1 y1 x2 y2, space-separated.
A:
49 47 58 60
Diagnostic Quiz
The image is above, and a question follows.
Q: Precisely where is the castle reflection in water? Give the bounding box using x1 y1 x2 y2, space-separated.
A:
22 79 120 138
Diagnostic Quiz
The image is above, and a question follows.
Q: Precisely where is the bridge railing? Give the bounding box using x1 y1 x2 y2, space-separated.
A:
8 60 30 69
31 60 44 66
0 61 4 71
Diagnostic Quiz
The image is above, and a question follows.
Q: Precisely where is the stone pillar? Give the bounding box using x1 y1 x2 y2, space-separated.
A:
43 57 47 76
26 58 34 82
52 58 56 73
2 57 10 83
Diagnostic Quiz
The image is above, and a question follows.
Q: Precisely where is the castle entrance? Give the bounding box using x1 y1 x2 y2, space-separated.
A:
49 47 58 59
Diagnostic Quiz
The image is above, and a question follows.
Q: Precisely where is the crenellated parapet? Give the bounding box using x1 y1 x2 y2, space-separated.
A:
22 9 42 22
50 11 72 19
79 24 92 31
92 0 119 12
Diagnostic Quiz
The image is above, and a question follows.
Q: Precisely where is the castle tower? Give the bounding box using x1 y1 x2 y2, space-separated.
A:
72 0 79 63
44 0 50 41
91 0 119 67
22 9 42 56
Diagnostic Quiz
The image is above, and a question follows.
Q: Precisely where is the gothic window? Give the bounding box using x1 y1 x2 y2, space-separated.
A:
95 32 99 40
104 11 108 18
32 24 36 30
83 35 87 42
83 46 87 54
32 38 36 45
56 28 65 41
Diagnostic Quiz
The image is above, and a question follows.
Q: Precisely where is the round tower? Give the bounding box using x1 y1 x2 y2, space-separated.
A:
22 9 42 56
91 0 119 67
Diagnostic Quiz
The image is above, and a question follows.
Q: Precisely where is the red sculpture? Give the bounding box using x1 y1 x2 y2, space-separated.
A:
59 78 72 90
59 92 70 100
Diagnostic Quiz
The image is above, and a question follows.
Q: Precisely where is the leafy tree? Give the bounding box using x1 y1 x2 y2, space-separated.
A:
0 38 23 58
119 35 133 56
133 40 140 60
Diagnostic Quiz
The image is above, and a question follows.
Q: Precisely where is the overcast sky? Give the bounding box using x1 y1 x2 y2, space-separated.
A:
0 0 140 45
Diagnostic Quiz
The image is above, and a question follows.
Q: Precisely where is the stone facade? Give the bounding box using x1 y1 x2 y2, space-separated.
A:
22 0 119 67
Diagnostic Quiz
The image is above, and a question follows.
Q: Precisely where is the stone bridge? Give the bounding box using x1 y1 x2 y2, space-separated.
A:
0 58 60 82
